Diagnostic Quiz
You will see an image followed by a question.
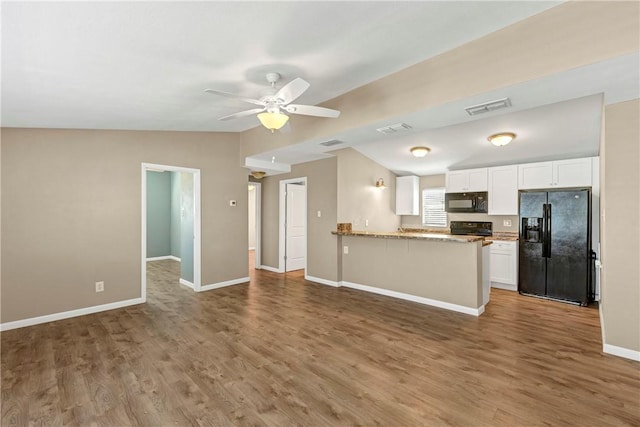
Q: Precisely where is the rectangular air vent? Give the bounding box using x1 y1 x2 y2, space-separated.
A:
376 122 413 135
319 139 344 147
465 97 512 116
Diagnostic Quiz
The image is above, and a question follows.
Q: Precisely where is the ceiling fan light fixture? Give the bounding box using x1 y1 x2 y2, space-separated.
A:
488 132 516 147
257 112 289 132
410 146 431 157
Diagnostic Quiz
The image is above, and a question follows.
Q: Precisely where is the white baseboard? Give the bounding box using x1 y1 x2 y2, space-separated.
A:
199 277 250 292
146 255 181 262
260 265 283 273
0 297 145 332
305 275 340 287
491 282 517 291
179 278 194 289
340 281 483 316
603 344 640 362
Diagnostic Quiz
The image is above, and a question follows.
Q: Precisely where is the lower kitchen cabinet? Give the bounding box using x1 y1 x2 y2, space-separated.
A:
490 240 518 291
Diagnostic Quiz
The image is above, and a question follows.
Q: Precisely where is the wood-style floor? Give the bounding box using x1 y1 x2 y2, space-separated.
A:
2 254 639 426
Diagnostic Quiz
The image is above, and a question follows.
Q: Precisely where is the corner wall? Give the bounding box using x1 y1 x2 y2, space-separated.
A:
336 148 400 232
260 157 338 281
601 99 640 359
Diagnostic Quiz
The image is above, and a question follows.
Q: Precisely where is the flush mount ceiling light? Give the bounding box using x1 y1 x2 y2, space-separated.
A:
251 171 266 179
375 178 386 188
488 132 516 147
257 112 289 132
410 146 431 157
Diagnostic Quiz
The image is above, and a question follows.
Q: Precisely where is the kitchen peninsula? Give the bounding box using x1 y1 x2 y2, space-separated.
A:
332 230 491 316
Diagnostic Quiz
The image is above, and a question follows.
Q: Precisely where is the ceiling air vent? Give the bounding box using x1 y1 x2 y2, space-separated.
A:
376 122 413 135
465 97 512 116
319 139 344 147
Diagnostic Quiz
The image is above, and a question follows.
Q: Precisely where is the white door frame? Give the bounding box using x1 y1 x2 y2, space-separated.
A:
250 182 262 269
141 163 202 299
278 177 307 273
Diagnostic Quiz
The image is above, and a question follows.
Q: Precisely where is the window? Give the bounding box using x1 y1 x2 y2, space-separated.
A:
422 188 447 227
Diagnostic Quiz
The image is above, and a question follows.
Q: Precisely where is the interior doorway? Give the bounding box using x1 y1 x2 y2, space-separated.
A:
248 182 261 270
141 163 201 300
279 178 307 272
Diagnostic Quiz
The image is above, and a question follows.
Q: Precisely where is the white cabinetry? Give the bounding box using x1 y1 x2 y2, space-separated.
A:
488 165 518 215
445 168 487 193
518 157 592 189
490 241 518 291
396 176 419 215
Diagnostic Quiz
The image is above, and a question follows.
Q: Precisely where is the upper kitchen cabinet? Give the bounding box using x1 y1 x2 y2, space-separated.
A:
396 175 419 215
445 168 487 193
518 157 593 190
488 165 518 215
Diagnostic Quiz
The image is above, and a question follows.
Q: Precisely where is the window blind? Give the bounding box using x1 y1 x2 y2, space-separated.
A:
422 188 447 227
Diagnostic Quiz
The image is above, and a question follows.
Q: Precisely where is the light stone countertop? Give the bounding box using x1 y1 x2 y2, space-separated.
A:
332 230 486 243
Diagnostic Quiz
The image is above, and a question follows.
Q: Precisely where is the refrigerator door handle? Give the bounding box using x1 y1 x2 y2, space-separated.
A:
543 203 552 258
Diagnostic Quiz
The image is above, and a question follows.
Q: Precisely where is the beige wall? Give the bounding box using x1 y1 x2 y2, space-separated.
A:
336 148 400 232
601 99 640 353
401 174 519 232
240 2 639 158
260 157 338 281
340 235 482 310
1 128 249 323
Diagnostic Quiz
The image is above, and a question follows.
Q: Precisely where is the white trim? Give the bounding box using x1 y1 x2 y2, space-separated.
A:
279 177 307 273
179 278 194 289
305 275 340 287
146 255 181 262
490 282 517 291
603 344 640 362
142 163 202 298
0 298 144 332
199 277 250 292
248 247 255 251
260 265 283 273
340 281 484 316
253 182 262 269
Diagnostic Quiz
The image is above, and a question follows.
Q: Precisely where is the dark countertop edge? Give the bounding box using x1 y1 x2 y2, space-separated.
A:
332 231 485 243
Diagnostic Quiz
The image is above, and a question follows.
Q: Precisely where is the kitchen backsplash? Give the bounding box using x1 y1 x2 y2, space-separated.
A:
401 213 519 233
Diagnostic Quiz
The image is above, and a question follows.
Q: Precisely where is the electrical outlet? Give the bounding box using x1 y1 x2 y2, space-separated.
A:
95 281 104 292
317 210 322 218
343 246 349 254
503 220 512 227
365 219 369 227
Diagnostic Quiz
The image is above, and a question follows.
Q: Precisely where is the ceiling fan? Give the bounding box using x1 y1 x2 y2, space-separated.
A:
205 72 340 132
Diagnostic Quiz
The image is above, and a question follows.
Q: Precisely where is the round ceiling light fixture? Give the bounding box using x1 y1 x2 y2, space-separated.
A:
410 146 431 157
251 171 266 179
488 132 516 147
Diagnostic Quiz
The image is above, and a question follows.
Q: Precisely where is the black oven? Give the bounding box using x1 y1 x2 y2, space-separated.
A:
444 191 488 213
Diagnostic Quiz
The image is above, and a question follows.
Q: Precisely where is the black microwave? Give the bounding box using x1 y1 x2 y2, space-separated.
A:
444 191 488 213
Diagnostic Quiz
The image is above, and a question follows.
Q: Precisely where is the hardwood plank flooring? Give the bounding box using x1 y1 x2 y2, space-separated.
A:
2 255 639 426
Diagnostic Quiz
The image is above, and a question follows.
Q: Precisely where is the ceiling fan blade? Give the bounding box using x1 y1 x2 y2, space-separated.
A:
285 104 341 118
218 108 265 121
275 78 310 104
204 89 265 106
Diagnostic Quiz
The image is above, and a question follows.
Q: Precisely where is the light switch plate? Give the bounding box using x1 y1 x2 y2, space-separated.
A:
343 246 349 254
503 220 512 227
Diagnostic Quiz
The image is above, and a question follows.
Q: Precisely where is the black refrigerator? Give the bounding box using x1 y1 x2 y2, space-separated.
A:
519 189 591 305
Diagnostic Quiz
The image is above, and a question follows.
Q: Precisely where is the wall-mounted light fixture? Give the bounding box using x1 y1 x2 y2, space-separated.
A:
375 178 386 188
488 132 516 147
410 146 431 157
257 112 289 132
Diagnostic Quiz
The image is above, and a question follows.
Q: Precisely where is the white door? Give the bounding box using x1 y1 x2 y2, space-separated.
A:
285 183 306 272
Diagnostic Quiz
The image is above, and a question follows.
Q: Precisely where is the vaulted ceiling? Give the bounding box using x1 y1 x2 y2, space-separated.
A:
3 1 639 175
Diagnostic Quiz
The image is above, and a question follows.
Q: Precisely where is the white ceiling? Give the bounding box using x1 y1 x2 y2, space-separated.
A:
3 1 638 176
